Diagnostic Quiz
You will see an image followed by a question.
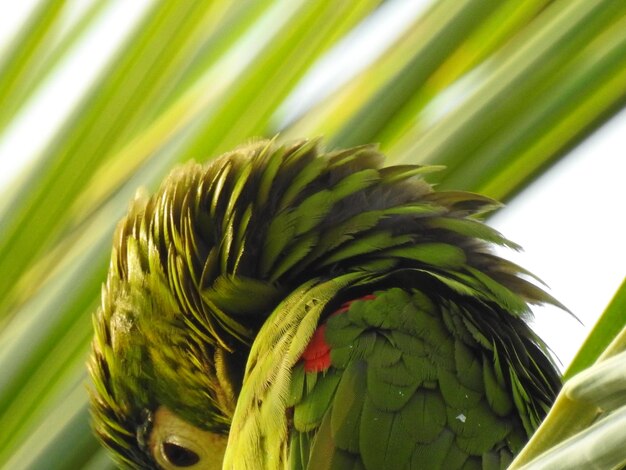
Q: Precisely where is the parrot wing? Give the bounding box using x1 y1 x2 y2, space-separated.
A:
286 286 553 470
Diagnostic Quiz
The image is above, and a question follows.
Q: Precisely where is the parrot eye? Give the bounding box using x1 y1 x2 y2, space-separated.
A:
148 406 228 470
162 441 200 467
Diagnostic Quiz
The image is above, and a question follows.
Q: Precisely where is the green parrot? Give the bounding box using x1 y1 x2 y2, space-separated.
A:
89 138 562 470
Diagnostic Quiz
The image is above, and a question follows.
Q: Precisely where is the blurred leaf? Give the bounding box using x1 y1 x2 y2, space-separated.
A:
565 277 626 379
509 278 626 468
0 0 67 132
391 0 626 196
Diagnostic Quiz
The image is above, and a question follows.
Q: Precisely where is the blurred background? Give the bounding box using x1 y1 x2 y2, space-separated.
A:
0 0 625 468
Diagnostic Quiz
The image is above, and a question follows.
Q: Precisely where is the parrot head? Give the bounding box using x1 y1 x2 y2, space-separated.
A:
89 141 291 469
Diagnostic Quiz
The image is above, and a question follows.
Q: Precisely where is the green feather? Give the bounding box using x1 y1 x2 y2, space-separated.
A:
269 232 319 282
438 368 482 409
330 360 367 453
451 401 512 454
384 242 467 269
359 396 404 469
379 164 446 184
466 267 530 315
293 370 341 432
232 204 253 273
367 337 403 368
202 274 282 316
371 355 418 387
288 430 304 470
292 190 335 235
425 216 521 250
407 389 447 443
279 152 328 209
327 144 382 169
366 361 419 411
384 202 446 216
260 210 297 275
287 364 305 408
410 429 455 469
454 340 484 393
425 190 501 215
483 356 514 417
330 168 380 200
306 410 336 470
325 324 365 351
319 232 414 266
292 210 385 273
441 441 471 469
257 143 285 207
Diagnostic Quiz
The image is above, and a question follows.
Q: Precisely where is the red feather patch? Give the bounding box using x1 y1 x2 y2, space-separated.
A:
301 295 376 373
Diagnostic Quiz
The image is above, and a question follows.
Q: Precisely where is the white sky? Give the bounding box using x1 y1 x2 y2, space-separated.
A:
0 0 624 370
491 109 626 369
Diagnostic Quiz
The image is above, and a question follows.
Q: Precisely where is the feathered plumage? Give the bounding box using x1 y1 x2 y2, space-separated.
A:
89 138 561 469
